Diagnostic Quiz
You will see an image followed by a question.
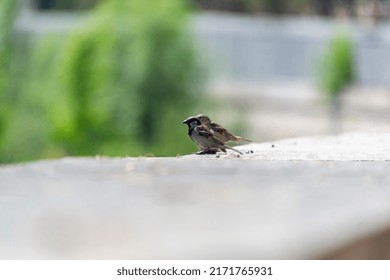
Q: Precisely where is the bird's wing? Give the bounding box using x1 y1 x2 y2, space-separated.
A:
196 125 215 138
211 122 235 137
197 125 227 146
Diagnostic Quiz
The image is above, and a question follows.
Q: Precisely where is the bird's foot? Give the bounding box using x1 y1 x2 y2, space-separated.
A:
196 149 219 155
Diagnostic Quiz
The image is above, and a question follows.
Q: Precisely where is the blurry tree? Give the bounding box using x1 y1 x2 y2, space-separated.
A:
317 31 354 100
0 0 26 158
0 0 18 125
317 31 354 132
0 0 203 162
46 0 201 157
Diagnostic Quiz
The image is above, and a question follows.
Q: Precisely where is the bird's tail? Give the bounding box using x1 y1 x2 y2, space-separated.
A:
224 145 243 155
236 136 252 142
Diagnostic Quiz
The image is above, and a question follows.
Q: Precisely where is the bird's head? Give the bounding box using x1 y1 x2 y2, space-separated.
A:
196 114 211 125
182 116 201 128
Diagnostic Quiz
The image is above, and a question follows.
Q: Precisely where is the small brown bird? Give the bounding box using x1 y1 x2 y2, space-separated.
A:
196 114 252 143
182 116 242 155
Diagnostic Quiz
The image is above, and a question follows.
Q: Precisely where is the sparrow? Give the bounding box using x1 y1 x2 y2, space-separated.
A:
196 114 252 143
182 116 242 155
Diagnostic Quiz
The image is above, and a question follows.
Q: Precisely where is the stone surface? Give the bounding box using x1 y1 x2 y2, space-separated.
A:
1 132 390 259
240 131 390 161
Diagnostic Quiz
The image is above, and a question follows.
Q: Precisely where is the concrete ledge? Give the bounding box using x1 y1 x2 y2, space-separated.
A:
1 132 390 259
233 131 390 161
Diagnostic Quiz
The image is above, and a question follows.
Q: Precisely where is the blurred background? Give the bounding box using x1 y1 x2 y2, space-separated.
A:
1 0 390 163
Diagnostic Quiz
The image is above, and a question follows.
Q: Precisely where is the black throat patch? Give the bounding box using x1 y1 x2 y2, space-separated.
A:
188 122 197 136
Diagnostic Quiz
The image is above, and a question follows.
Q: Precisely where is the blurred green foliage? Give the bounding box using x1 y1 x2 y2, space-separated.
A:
0 0 203 163
317 31 354 101
0 0 26 157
